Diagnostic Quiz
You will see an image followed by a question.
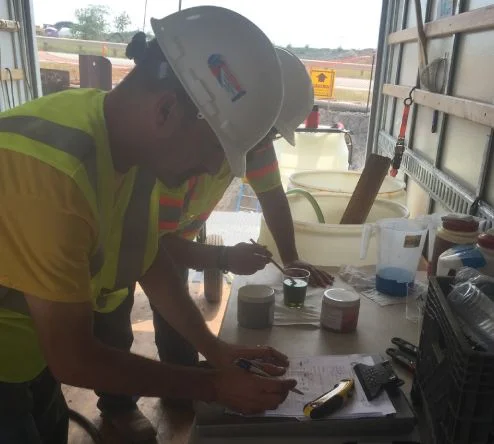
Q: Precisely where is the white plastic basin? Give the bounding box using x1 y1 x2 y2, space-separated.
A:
257 192 409 267
288 170 406 203
273 129 349 189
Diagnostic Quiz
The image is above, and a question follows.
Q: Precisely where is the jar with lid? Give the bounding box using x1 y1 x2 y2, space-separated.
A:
237 285 275 329
429 214 479 276
321 289 360 333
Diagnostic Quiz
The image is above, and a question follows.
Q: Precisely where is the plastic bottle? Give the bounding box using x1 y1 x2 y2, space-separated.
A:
304 105 319 129
477 229 494 278
437 229 494 278
448 279 494 348
429 214 479 276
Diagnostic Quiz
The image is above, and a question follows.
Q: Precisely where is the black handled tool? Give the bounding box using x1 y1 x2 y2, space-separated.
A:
391 337 418 357
386 348 416 373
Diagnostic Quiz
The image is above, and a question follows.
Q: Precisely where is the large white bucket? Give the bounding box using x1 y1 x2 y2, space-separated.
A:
273 130 349 189
257 192 409 267
288 170 407 203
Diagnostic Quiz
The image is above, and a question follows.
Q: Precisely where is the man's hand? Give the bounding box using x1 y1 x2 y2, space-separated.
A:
284 260 334 287
226 242 272 275
205 341 289 375
213 368 296 415
208 342 296 415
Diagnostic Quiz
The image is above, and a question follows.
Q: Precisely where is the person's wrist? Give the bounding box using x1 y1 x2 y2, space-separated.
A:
282 254 299 267
217 246 230 272
165 366 219 402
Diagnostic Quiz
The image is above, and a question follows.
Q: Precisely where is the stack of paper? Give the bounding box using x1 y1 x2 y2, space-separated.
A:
263 354 396 419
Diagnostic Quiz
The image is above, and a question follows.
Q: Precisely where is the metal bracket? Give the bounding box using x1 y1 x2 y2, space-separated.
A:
0 19 19 32
377 130 494 222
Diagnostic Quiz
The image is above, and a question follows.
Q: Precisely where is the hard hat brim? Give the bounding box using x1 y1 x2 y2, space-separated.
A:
278 127 296 146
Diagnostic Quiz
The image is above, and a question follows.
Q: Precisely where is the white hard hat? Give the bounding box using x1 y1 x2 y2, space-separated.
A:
274 47 314 146
151 7 283 177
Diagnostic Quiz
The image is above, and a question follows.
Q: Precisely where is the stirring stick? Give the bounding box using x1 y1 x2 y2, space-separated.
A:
249 238 296 285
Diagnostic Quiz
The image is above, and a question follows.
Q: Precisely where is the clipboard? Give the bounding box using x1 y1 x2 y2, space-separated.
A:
193 355 417 439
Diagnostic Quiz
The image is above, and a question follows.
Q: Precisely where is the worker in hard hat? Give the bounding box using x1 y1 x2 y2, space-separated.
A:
0 7 298 443
91 46 334 441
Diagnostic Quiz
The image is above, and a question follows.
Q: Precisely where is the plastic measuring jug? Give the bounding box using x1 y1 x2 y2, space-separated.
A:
360 218 428 296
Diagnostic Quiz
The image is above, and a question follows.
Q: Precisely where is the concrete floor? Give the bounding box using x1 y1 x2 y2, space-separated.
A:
65 279 231 444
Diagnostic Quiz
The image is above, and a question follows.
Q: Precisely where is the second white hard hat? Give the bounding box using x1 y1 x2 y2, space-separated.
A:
274 47 314 146
151 6 283 177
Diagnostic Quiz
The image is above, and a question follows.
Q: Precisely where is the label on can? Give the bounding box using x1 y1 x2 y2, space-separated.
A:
322 308 343 330
404 235 422 248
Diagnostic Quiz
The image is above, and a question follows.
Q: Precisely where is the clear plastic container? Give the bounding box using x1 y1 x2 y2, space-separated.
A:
448 279 494 348
478 229 494 277
360 218 428 296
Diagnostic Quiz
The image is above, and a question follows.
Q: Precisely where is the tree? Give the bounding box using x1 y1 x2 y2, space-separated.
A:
114 12 131 34
73 5 109 41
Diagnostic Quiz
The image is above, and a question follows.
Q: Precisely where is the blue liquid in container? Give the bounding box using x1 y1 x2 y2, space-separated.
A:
376 267 414 297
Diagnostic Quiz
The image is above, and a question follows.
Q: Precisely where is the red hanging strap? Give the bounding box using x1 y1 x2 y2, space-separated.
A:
390 88 415 177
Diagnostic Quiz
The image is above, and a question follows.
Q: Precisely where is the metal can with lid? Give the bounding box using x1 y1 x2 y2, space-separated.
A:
321 288 360 333
429 214 479 276
237 285 275 329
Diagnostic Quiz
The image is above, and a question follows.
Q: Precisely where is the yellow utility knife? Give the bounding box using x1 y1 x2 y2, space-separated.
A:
303 378 354 419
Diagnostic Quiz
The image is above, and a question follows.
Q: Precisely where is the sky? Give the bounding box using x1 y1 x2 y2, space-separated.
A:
33 0 383 49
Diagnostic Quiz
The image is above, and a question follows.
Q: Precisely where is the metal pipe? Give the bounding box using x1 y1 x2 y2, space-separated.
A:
285 189 325 224
366 52 376 114
142 0 148 31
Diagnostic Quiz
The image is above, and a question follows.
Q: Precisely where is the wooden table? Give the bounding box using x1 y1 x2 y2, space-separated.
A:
189 265 424 443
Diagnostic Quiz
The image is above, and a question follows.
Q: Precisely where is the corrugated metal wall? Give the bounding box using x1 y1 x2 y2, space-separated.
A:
370 0 494 225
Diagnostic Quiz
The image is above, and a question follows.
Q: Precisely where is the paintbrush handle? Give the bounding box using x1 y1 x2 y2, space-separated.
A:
249 238 296 284
269 258 286 274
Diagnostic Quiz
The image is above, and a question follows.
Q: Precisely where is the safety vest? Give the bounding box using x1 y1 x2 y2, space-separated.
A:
0 89 159 315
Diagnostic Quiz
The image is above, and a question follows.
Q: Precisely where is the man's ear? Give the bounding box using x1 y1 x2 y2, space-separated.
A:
155 91 184 137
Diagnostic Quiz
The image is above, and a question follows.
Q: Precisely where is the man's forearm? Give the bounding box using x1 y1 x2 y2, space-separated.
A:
139 245 220 359
62 340 216 401
258 185 299 264
25 294 217 402
160 234 221 269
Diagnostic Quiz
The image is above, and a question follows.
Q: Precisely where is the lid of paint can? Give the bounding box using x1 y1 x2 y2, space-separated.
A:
238 285 275 304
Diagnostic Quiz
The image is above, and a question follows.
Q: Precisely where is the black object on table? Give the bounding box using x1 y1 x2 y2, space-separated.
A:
353 360 404 401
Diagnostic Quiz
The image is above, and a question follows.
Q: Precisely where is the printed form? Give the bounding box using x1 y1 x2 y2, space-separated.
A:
264 354 396 419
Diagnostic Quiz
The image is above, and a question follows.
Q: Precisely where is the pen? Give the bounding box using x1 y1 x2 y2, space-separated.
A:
235 358 304 395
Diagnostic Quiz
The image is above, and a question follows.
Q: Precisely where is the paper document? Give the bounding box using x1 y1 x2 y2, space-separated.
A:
263 354 396 419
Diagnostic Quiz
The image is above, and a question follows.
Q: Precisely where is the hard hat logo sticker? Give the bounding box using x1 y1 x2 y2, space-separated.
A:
208 54 246 102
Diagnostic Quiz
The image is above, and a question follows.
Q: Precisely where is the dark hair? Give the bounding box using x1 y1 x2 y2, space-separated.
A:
125 32 148 64
124 32 200 119
125 32 182 92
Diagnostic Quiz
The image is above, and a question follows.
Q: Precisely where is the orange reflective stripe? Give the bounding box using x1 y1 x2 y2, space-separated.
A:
246 160 278 179
159 196 183 207
159 220 179 231
246 140 276 173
